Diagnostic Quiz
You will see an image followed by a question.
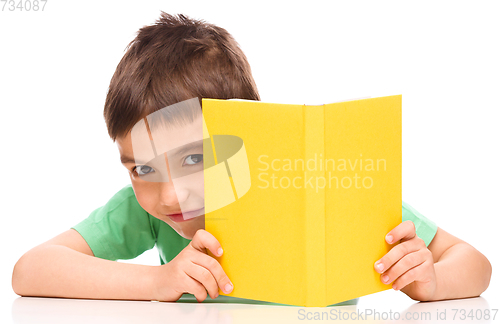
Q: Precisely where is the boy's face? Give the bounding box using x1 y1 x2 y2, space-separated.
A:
116 113 205 240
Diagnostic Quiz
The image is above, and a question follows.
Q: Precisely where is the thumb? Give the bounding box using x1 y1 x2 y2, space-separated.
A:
189 229 223 257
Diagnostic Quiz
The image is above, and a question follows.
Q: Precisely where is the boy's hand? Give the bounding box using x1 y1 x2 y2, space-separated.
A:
374 220 437 301
152 229 233 302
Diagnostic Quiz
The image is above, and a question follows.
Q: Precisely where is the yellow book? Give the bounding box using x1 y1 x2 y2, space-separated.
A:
203 95 402 307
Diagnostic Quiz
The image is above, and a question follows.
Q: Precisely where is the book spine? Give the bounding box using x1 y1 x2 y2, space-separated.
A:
304 105 326 307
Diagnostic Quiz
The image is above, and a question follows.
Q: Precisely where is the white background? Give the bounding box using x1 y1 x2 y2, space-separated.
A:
1 0 498 321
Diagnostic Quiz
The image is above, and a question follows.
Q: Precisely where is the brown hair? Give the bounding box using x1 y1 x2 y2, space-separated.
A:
104 12 260 141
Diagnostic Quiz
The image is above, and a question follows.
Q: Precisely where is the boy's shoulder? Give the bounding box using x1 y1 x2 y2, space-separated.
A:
101 184 138 213
72 184 156 260
75 183 147 231
112 183 135 198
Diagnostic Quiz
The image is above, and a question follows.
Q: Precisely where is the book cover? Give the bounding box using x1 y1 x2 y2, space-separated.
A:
202 95 402 307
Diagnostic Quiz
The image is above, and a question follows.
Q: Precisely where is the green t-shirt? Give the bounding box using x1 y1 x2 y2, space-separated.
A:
72 184 437 306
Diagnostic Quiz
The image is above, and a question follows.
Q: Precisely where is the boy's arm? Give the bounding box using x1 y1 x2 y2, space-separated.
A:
12 229 233 301
424 227 492 301
12 229 157 300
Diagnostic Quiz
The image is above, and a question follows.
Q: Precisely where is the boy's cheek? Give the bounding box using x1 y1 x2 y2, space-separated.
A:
130 181 156 210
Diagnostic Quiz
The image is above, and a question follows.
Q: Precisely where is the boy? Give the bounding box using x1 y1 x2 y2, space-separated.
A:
12 13 491 304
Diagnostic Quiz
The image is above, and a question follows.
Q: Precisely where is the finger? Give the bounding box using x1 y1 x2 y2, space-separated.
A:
392 259 434 291
374 236 426 273
184 277 208 302
379 248 429 285
184 262 219 299
190 229 224 257
190 251 233 294
385 220 417 244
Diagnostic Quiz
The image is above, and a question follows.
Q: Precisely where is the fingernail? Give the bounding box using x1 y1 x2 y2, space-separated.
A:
224 283 233 293
375 261 384 272
382 275 389 283
386 234 393 244
217 248 223 256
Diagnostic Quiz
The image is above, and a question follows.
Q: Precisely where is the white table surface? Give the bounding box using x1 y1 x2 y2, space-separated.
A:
4 281 499 324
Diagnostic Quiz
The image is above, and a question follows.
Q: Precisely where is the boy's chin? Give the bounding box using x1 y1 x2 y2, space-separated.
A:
175 216 205 240
177 228 200 240
179 232 195 240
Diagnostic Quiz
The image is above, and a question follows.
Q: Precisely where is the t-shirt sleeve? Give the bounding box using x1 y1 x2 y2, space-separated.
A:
402 201 438 247
71 184 156 261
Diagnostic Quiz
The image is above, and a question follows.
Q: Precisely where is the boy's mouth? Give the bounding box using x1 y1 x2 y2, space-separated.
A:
166 207 205 222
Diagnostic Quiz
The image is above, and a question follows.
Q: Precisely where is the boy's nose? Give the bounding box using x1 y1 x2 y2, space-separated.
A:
158 153 189 206
158 180 189 206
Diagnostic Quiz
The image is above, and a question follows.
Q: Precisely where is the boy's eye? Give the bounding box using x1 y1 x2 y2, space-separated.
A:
183 154 203 166
134 165 155 175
